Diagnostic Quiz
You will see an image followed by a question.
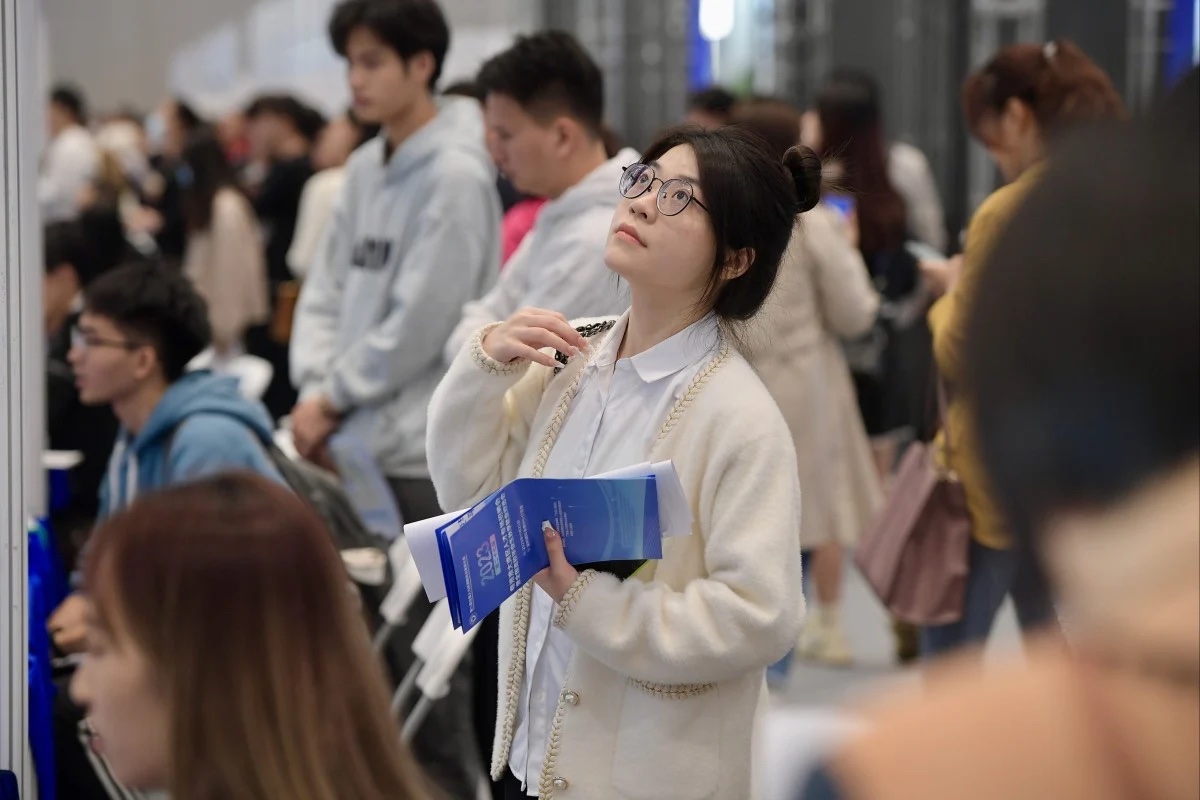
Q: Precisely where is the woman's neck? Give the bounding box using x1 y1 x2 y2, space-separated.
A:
618 291 707 360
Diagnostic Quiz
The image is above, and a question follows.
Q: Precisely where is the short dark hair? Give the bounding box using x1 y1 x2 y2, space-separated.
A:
965 119 1198 556
84 261 213 382
442 80 485 102
688 86 737 119
43 221 86 275
637 126 822 322
477 31 605 135
245 94 328 142
172 98 204 133
329 0 450 89
44 210 130 286
50 84 87 124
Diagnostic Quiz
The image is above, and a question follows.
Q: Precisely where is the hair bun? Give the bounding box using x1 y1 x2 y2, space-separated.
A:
783 145 823 213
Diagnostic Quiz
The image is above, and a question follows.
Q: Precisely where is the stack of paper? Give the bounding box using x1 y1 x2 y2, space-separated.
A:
407 461 692 631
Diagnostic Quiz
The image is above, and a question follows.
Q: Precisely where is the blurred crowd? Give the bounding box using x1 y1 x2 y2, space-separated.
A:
28 1 1198 798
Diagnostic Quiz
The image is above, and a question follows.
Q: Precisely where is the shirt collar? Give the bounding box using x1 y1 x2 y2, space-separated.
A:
590 310 720 383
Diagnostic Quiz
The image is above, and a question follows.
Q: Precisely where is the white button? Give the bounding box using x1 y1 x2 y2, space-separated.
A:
552 777 569 791
562 691 580 706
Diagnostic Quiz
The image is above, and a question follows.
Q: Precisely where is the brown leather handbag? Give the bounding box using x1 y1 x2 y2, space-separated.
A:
854 386 972 625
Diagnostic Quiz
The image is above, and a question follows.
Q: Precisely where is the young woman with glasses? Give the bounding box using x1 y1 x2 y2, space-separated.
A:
429 126 821 800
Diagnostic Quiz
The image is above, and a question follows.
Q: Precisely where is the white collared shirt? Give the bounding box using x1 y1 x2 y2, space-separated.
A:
508 309 720 794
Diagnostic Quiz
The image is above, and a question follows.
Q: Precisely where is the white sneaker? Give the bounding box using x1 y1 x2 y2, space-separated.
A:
798 607 854 667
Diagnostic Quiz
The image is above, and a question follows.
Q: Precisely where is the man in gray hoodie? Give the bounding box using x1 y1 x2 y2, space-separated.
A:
444 31 635 361
288 0 498 794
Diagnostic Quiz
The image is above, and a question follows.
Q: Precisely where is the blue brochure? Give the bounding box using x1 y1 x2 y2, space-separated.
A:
436 476 661 631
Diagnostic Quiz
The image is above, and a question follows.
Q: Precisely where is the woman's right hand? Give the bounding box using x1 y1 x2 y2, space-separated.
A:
482 307 589 369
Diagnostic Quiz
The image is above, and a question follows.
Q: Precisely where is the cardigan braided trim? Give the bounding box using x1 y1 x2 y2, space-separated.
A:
494 323 733 796
552 570 597 629
629 678 716 699
471 322 531 376
491 344 591 780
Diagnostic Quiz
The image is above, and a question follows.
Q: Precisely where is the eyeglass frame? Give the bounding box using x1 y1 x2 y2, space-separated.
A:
70 324 144 353
619 164 710 217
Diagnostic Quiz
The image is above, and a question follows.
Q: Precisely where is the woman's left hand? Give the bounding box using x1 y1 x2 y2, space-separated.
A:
533 522 579 604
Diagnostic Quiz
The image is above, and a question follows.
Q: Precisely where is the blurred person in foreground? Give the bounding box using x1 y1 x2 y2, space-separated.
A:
41 84 100 223
444 30 634 359
733 98 881 671
919 39 1127 660
800 87 1198 800
71 472 431 799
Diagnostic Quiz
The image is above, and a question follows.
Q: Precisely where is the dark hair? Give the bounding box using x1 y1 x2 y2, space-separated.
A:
43 221 86 275
245 94 328 142
962 39 1126 144
731 97 803 161
179 127 240 232
171 98 204 134
965 120 1198 557
84 473 427 800
44 211 130 286
50 84 87 124
329 0 450 90
688 86 737 120
637 126 821 322
442 79 485 102
84 261 212 382
816 69 907 255
477 31 605 136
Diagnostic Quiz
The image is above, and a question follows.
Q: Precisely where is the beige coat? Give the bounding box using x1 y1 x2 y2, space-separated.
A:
747 207 883 549
182 188 270 352
428 321 805 800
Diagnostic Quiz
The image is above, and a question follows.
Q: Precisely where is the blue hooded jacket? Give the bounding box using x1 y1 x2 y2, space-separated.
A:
98 371 282 518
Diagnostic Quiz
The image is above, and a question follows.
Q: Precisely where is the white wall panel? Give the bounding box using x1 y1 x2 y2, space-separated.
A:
43 0 543 117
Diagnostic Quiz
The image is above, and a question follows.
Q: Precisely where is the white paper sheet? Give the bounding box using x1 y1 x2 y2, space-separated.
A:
406 461 692 602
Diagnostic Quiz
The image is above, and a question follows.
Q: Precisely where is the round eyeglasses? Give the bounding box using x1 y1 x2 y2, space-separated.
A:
619 164 709 217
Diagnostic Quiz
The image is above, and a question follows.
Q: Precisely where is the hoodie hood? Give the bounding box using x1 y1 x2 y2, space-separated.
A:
538 147 641 226
131 371 276 453
382 96 494 185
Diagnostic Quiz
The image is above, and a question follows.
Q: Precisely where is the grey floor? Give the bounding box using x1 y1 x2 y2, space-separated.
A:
774 557 1023 707
758 560 1025 800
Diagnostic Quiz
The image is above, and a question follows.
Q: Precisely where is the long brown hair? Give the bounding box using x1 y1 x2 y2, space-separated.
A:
962 39 1127 144
816 70 907 256
83 473 429 800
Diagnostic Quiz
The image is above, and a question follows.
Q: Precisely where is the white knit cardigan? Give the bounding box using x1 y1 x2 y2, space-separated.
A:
427 320 805 800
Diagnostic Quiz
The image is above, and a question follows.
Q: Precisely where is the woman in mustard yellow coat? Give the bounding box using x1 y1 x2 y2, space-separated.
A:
920 40 1126 658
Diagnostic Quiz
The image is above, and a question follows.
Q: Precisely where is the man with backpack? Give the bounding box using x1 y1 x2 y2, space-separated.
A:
47 261 282 653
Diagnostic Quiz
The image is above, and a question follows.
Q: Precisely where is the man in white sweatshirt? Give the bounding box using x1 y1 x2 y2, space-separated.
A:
289 1 499 795
444 31 634 362
40 85 99 223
